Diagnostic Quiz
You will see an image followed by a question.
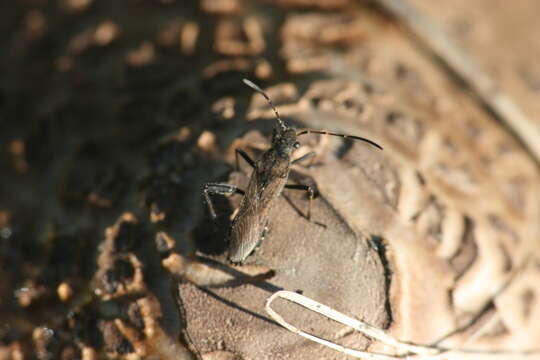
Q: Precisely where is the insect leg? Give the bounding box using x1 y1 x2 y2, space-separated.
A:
235 149 256 171
291 151 316 166
285 184 314 220
203 183 245 219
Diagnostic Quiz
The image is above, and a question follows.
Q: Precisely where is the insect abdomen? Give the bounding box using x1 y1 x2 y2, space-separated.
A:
227 212 266 263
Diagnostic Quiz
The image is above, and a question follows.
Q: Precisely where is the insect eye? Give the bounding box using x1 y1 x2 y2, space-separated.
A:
293 142 300 149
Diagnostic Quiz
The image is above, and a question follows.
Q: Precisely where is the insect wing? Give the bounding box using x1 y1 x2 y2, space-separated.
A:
227 175 264 263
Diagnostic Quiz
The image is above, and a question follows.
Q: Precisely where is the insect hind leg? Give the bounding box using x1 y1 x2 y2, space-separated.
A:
285 184 315 220
260 220 270 242
251 220 270 258
202 183 245 219
291 151 316 167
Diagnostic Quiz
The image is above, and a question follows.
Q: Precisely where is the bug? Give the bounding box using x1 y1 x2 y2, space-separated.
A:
203 79 382 263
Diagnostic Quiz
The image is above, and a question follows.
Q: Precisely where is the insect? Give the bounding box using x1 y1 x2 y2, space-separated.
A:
203 79 382 263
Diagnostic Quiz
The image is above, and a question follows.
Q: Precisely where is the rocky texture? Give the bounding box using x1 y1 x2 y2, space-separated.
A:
1 0 539 359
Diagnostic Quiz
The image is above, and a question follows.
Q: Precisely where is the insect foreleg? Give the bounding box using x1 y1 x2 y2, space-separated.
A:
235 149 256 172
285 184 314 220
291 151 316 167
203 183 245 219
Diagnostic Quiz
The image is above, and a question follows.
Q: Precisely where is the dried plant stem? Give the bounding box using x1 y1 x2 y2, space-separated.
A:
265 290 540 360
265 290 436 359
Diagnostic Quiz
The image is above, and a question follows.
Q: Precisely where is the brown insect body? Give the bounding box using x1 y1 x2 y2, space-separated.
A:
202 79 382 264
228 128 298 263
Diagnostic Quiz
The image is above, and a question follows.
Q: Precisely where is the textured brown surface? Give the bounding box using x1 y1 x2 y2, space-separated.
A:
409 0 540 124
180 165 388 358
1 0 540 359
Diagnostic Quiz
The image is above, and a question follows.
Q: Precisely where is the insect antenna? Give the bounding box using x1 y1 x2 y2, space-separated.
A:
296 129 383 150
243 78 287 132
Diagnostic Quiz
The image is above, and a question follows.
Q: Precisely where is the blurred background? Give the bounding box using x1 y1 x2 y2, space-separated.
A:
1 0 539 359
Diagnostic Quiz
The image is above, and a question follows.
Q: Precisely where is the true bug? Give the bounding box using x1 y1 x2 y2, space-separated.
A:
203 79 382 263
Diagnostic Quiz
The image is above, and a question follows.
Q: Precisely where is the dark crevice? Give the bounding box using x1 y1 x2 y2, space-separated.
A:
450 216 478 279
369 235 393 329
